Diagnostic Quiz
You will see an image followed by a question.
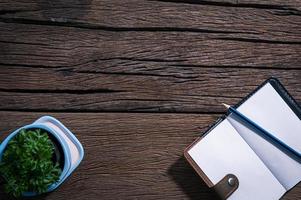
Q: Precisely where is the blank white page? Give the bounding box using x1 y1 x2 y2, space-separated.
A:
233 82 301 190
228 114 301 190
188 119 285 200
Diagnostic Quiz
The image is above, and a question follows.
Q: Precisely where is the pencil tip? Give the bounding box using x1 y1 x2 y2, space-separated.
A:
222 103 231 109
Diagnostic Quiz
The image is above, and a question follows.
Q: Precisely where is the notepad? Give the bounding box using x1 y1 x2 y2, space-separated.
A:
184 78 301 200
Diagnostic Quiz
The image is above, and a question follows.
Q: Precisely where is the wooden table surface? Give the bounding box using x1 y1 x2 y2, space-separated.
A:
0 0 301 199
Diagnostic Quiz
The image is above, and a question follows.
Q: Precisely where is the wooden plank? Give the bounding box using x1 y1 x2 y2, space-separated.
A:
0 111 220 200
0 111 300 199
0 22 300 69
0 65 300 112
0 0 301 43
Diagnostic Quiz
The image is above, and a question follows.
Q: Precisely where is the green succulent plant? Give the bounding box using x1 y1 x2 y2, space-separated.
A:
0 128 62 197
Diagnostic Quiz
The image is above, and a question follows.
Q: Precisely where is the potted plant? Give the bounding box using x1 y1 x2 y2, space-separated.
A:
0 116 84 197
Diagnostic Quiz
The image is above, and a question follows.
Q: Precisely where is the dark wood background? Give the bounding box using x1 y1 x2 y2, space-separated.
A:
0 0 300 199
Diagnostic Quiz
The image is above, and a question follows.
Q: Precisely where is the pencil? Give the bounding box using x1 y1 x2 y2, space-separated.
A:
222 103 301 159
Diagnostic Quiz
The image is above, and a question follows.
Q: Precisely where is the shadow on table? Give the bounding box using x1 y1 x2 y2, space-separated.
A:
168 156 219 200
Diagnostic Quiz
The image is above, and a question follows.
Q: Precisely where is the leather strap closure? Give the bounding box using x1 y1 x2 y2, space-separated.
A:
212 174 239 199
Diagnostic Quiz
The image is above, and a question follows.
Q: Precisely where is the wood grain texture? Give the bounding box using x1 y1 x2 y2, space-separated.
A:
0 0 301 199
0 65 300 112
0 22 301 69
0 112 300 200
0 112 220 200
0 0 300 43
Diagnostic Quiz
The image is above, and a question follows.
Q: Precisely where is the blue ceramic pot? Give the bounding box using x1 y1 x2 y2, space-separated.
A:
0 116 84 196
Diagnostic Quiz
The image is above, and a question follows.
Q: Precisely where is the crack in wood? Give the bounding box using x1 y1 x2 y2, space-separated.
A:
72 70 195 79
214 37 301 45
1 62 300 71
0 63 61 69
170 64 301 70
0 17 255 34
94 57 187 63
0 88 124 94
69 57 187 66
0 18 300 48
0 40 49 46
151 0 301 12
0 108 224 114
